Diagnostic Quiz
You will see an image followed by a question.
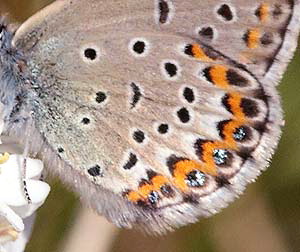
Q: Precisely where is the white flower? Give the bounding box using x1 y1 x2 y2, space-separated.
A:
0 154 50 252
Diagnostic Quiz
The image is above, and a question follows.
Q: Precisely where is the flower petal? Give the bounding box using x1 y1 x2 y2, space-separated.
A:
10 180 50 219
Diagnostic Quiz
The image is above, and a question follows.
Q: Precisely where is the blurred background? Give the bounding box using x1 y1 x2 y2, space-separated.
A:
1 0 300 251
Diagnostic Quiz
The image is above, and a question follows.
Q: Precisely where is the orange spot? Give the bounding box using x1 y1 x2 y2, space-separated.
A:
126 175 170 203
127 191 142 203
258 3 269 22
210 65 230 88
139 183 154 198
228 92 247 121
200 141 226 172
221 120 244 148
192 44 214 62
173 160 203 190
152 175 169 191
173 159 217 190
199 93 249 169
247 28 260 49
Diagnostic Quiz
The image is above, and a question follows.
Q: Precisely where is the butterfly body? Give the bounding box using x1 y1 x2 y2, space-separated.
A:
0 0 299 233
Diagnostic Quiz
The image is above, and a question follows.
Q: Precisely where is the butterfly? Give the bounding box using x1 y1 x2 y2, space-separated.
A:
0 0 299 234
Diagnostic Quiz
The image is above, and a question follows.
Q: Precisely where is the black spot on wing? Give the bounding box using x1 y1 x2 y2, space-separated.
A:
81 117 90 125
158 0 170 24
202 67 213 83
133 41 146 54
226 69 248 87
184 44 194 56
199 26 214 40
123 153 138 170
260 32 274 46
177 107 190 123
241 98 259 118
57 147 64 153
217 4 234 21
130 82 142 109
133 129 145 143
183 87 195 103
95 92 107 103
165 62 178 77
158 123 169 134
84 48 97 60
88 165 103 177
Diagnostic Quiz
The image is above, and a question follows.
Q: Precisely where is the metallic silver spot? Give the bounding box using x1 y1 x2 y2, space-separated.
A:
213 149 229 165
185 171 206 187
148 191 160 204
234 127 247 141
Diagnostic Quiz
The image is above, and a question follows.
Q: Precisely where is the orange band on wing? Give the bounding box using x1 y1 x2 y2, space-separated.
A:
127 191 143 202
246 28 260 49
228 92 246 121
191 44 214 62
210 65 230 88
173 159 210 190
257 3 269 22
127 175 170 202
221 120 243 147
151 175 169 191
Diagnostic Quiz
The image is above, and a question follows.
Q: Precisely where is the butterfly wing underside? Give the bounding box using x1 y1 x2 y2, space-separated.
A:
12 0 300 232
